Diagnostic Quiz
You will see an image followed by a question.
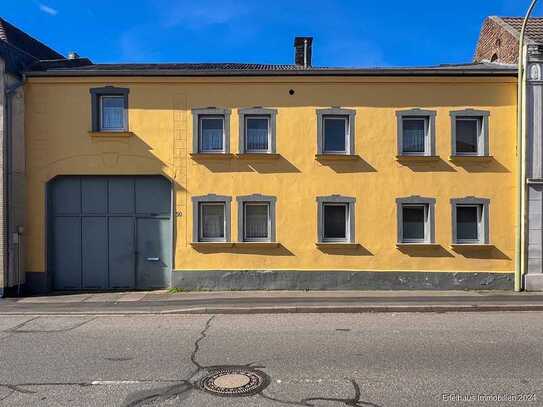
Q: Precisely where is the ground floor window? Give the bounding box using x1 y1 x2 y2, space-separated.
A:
451 197 489 244
317 195 356 243
396 196 436 244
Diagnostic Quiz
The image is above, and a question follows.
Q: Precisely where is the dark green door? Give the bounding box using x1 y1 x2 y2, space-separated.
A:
48 176 172 290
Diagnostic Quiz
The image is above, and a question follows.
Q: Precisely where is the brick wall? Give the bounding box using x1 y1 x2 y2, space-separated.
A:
474 17 519 64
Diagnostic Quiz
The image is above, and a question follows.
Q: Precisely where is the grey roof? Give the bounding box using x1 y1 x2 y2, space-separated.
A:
26 61 517 77
0 17 64 60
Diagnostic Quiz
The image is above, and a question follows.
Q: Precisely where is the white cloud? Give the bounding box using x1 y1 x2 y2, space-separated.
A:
38 3 58 16
157 0 249 29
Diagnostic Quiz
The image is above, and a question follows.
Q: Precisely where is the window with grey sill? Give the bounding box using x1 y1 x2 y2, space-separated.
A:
238 108 277 154
90 86 129 132
451 198 489 244
396 197 436 244
450 109 490 156
316 196 356 243
192 108 231 154
396 109 436 156
316 108 356 155
192 194 232 242
236 194 276 242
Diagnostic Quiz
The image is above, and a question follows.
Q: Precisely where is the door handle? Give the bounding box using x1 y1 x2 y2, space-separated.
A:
146 257 160 261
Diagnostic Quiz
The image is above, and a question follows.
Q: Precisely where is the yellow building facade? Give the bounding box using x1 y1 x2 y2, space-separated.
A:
23 68 517 291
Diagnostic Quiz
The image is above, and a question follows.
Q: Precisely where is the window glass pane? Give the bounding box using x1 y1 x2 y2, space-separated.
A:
323 204 347 239
200 117 224 151
402 206 426 240
323 117 347 152
246 117 269 151
101 96 125 130
402 118 426 153
201 203 225 239
245 203 269 239
457 206 479 241
456 118 479 153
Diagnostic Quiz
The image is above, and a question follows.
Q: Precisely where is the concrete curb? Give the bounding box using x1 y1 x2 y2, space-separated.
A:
2 304 543 315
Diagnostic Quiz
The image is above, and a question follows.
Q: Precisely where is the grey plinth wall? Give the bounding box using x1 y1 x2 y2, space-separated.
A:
525 44 543 291
173 270 513 291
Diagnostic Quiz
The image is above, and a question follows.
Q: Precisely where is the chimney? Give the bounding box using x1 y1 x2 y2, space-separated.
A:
294 37 313 68
68 51 80 60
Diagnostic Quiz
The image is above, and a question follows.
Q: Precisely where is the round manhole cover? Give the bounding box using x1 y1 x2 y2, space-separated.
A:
199 367 270 397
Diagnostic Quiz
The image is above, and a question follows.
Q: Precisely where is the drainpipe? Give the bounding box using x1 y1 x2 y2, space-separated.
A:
516 0 538 292
303 39 308 68
5 79 23 295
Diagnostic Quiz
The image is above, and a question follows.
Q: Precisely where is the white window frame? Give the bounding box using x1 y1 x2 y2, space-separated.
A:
400 204 429 243
198 115 226 153
450 109 490 157
322 115 349 154
192 108 231 154
395 108 436 156
243 202 271 242
396 196 436 244
316 195 356 243
99 95 126 131
192 194 232 243
236 194 277 242
316 108 356 155
244 115 271 153
322 203 349 242
199 202 227 242
451 197 490 244
454 205 482 244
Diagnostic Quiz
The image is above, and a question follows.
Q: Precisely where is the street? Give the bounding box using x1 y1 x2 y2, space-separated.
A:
0 312 541 406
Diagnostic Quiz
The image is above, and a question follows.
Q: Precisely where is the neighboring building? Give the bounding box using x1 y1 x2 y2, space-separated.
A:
0 17 64 296
475 17 543 290
20 35 518 293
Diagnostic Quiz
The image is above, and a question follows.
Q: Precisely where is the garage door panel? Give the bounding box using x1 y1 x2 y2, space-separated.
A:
108 178 135 214
51 177 81 215
137 218 171 288
82 217 108 289
109 217 135 289
82 177 107 215
53 217 82 290
135 177 171 215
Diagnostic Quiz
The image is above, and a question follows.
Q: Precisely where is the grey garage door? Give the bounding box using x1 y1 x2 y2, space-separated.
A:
48 176 172 290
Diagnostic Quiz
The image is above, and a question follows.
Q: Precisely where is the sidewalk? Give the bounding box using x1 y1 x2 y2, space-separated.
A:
2 290 543 314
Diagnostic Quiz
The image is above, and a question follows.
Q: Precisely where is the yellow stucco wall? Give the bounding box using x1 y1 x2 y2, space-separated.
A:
25 76 516 276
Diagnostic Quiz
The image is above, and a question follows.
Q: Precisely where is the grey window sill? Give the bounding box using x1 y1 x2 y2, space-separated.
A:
190 153 235 159
315 154 359 161
316 242 358 248
190 242 233 248
396 155 440 162
89 131 132 137
450 244 493 249
396 243 439 248
235 242 280 248
235 153 280 160
449 155 493 162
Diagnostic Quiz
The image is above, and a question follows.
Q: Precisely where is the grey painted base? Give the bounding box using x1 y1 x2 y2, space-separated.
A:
173 270 514 291
524 274 543 291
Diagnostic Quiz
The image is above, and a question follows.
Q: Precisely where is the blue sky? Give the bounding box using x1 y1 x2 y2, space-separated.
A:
3 0 543 67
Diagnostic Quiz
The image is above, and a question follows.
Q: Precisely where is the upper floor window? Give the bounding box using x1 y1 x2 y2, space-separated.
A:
396 108 436 156
238 108 277 154
90 86 129 132
316 108 356 155
200 116 225 152
450 109 490 156
192 108 231 154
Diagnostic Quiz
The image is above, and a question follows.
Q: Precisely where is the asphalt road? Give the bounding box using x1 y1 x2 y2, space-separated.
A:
0 312 541 406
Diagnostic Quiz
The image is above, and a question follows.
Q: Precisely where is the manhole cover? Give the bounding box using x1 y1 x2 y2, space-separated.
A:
199 367 270 397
